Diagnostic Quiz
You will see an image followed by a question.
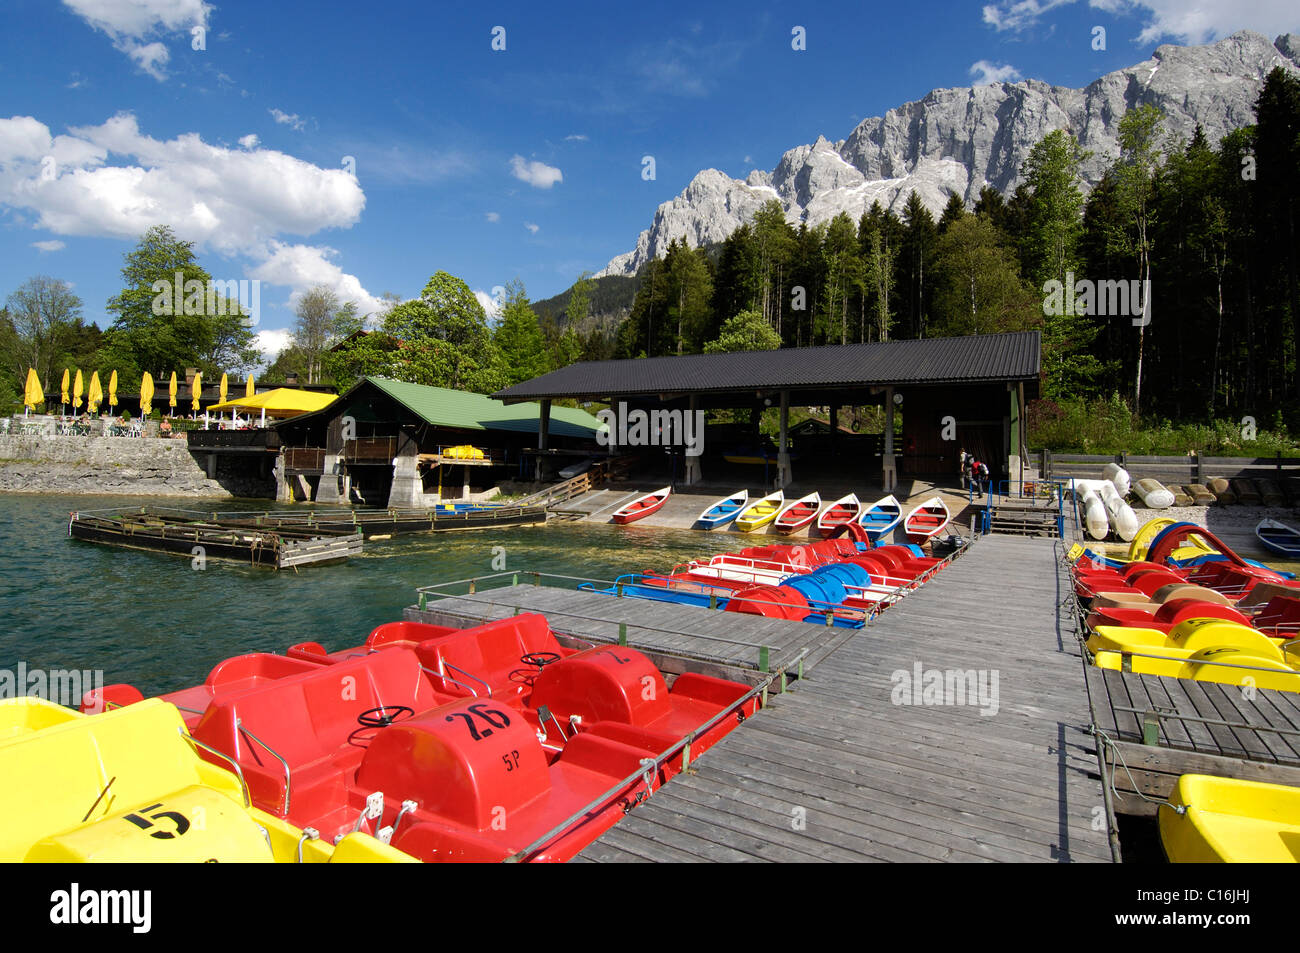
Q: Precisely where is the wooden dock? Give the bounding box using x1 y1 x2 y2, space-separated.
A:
68 508 363 570
1085 660 1300 816
408 534 1113 862
406 584 851 678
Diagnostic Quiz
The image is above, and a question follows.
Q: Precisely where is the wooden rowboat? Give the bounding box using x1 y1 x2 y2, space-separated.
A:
696 490 748 530
611 486 671 525
1257 518 1300 558
774 492 821 535
858 494 902 543
735 490 783 533
903 496 950 544
816 493 860 538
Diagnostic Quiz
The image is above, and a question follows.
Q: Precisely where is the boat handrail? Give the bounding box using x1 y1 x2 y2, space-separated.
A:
504 648 810 863
236 717 292 816
177 728 252 809
1094 647 1300 677
441 662 493 699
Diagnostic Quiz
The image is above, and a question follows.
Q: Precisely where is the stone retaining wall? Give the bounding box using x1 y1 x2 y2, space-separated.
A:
0 434 261 497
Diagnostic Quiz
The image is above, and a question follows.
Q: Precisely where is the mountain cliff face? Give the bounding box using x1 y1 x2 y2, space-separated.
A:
598 31 1300 277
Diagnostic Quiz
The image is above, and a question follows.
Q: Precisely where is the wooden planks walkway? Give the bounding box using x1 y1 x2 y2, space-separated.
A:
407 585 853 673
575 534 1112 862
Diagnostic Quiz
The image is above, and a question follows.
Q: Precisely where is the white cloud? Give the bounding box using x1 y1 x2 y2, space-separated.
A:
982 0 1076 31
238 133 259 149
248 241 385 319
253 328 292 361
564 134 588 142
970 60 1023 85
1108 0 1300 44
269 108 307 132
474 290 501 320
31 240 66 252
485 211 500 222
62 0 210 81
983 0 1297 43
524 222 539 234
0 113 365 256
509 155 563 189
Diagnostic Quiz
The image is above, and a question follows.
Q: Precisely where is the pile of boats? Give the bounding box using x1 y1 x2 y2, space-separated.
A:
1072 519 1300 692
6 613 759 863
1069 517 1300 861
581 535 954 628
613 486 954 544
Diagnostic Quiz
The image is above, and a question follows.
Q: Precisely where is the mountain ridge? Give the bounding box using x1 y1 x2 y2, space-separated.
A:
597 30 1300 278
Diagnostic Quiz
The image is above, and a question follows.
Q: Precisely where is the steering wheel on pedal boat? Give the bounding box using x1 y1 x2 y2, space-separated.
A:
357 705 415 728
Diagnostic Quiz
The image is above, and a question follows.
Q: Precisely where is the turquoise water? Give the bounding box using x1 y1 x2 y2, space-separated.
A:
0 494 745 697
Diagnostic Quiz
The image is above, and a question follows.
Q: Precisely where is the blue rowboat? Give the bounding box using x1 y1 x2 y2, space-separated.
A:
696 490 748 530
858 494 902 543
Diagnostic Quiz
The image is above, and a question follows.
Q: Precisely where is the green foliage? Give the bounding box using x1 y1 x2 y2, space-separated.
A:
932 216 1038 335
493 280 549 385
1028 395 1299 455
703 310 781 354
321 333 400 392
381 272 504 393
102 225 258 382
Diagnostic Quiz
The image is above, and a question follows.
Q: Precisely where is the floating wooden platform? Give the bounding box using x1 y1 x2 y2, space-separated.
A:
407 534 1113 862
214 504 548 538
68 508 362 570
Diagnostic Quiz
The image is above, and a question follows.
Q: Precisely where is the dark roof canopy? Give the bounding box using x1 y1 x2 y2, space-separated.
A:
495 331 1040 403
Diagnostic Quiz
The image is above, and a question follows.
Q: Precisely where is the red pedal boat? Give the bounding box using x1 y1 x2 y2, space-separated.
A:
84 614 758 863
611 486 671 524
774 492 821 535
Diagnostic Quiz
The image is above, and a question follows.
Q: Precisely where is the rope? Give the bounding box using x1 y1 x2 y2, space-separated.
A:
1090 724 1185 814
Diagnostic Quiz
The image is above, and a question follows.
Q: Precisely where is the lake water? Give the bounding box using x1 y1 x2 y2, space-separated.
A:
0 494 746 697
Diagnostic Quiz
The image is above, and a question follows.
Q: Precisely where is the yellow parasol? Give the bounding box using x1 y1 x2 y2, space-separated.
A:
140 372 154 418
23 368 44 411
191 372 202 412
73 369 83 413
219 372 228 403
245 373 255 398
108 370 118 411
60 369 70 407
88 371 103 414
169 371 177 411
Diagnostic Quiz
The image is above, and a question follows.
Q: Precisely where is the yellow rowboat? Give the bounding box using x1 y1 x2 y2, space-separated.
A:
0 697 415 863
1161 774 1300 862
735 489 783 533
1087 618 1300 692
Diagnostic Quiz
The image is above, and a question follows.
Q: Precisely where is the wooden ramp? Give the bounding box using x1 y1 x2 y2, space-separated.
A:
575 535 1113 863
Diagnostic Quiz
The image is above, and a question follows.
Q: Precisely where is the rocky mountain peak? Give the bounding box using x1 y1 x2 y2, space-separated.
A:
597 30 1300 278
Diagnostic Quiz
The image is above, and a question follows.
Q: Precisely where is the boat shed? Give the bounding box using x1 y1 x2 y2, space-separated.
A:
494 331 1041 491
271 376 604 506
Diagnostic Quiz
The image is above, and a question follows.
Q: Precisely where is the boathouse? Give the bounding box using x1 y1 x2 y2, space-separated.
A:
494 331 1040 491
271 376 604 506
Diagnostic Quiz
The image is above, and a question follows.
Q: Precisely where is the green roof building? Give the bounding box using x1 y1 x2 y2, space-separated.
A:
272 377 604 506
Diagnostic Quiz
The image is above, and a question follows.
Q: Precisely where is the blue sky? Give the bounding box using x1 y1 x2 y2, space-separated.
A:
1 0 1295 362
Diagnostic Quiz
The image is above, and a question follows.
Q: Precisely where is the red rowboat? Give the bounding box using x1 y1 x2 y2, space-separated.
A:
612 486 671 524
816 493 861 538
903 496 950 544
774 492 821 535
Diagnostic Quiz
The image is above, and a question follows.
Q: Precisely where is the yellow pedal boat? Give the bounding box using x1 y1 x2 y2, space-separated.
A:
0 697 415 863
1161 774 1300 862
1087 618 1300 692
